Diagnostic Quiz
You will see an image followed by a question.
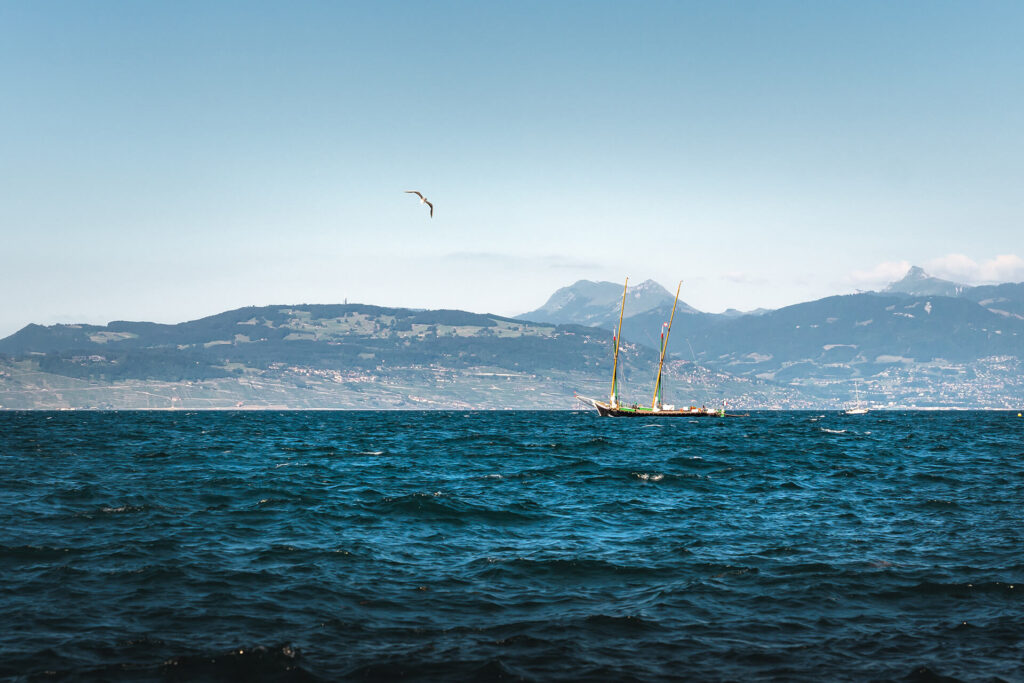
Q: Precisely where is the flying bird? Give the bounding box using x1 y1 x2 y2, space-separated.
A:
404 190 433 217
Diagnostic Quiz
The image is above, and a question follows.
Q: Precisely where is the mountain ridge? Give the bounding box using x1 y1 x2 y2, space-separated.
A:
3 267 1023 410
518 278 700 328
882 266 967 297
520 267 1024 329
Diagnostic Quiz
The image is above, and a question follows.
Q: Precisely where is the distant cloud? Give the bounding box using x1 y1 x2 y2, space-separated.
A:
441 252 603 270
926 253 1024 284
721 271 769 285
848 254 1024 290
849 260 912 289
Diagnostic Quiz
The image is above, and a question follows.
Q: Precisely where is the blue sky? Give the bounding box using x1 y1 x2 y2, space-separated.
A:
2 1 1023 336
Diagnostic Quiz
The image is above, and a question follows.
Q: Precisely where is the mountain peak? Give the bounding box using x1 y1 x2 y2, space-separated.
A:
883 266 964 297
518 279 697 328
632 279 670 293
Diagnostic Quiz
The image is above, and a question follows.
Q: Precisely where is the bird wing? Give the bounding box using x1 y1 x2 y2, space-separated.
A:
424 200 434 217
405 190 424 199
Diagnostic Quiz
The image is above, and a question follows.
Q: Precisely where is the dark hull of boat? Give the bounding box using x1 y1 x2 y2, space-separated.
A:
595 404 728 418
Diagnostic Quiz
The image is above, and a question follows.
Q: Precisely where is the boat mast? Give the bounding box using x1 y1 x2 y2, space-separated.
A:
610 277 628 408
651 281 682 410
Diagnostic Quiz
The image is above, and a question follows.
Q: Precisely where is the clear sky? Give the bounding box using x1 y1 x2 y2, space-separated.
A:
2 1 1023 337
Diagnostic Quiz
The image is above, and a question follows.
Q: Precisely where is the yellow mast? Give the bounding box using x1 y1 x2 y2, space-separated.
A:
651 281 682 410
609 277 628 407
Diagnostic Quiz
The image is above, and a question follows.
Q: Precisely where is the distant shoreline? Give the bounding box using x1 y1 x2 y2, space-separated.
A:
2 407 1020 413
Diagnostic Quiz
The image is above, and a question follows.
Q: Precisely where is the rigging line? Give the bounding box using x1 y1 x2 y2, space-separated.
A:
618 341 632 403
685 338 713 407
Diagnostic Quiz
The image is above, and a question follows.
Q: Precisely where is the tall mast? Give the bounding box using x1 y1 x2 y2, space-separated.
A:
651 281 682 410
610 277 628 407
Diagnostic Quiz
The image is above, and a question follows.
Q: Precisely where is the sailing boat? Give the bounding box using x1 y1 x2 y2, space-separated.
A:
577 278 734 417
845 381 869 415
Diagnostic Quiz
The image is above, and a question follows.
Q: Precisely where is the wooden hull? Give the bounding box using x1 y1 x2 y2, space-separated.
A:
578 396 736 418
597 404 724 417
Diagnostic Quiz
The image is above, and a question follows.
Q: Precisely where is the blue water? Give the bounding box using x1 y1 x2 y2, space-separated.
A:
1 411 1022 681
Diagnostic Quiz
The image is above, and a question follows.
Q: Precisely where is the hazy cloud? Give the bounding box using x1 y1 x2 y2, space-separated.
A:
441 252 603 270
720 271 769 285
926 253 1024 283
848 260 912 289
848 254 1024 291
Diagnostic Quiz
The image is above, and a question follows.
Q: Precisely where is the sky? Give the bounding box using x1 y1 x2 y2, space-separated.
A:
2 1 1023 337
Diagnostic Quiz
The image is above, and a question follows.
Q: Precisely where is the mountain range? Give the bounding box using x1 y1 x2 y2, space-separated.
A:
522 267 1024 337
2 267 1022 410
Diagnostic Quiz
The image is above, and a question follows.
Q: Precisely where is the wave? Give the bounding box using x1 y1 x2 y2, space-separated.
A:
893 580 1020 597
369 493 549 524
506 458 602 480
161 643 317 680
99 504 149 514
469 556 666 581
4 410 1023 680
0 544 75 560
345 656 518 681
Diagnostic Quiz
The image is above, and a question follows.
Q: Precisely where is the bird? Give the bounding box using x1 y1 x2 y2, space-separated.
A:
404 190 433 217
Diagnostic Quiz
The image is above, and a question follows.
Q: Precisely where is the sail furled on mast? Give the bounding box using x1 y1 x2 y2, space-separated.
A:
651 282 682 411
609 277 628 407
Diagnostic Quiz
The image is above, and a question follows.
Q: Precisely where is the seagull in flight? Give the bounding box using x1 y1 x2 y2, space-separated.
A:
404 190 433 217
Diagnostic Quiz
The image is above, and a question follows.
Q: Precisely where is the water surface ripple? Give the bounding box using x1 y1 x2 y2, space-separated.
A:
1 410 1022 681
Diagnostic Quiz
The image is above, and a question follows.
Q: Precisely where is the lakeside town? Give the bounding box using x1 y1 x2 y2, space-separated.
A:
2 353 1021 411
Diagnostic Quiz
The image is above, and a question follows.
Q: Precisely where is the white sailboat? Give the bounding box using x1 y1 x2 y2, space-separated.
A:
845 381 869 415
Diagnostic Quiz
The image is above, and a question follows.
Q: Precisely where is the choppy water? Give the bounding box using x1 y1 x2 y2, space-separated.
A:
1 410 1023 681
